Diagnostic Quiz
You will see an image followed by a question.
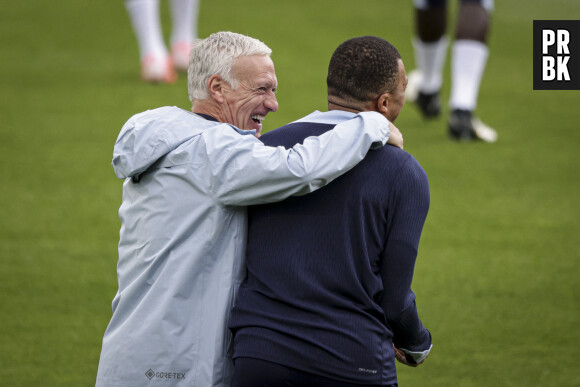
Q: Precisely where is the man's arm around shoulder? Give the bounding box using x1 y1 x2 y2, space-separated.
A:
206 111 398 206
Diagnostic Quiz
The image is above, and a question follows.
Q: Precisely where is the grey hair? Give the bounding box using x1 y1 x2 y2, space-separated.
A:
187 31 272 102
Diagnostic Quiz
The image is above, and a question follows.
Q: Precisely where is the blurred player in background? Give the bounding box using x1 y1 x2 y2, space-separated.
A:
406 0 498 142
125 0 200 83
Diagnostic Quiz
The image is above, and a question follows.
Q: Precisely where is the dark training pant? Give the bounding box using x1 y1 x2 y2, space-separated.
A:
232 357 398 387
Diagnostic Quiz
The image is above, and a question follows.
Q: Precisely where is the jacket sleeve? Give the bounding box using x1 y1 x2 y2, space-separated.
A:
379 156 432 360
204 111 390 206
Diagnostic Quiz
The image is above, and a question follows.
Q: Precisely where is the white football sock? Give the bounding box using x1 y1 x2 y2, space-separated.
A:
449 40 489 111
170 0 199 45
125 0 168 60
413 36 448 94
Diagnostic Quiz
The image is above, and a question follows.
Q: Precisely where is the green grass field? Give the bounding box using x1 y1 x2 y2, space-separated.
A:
1 0 579 385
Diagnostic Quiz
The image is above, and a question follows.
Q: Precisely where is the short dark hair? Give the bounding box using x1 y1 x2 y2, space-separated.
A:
327 36 401 103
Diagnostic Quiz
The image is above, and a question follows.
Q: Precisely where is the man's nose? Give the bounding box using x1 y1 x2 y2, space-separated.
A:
265 93 279 112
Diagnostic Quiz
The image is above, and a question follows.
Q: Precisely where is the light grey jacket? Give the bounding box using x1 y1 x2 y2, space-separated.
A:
96 106 390 387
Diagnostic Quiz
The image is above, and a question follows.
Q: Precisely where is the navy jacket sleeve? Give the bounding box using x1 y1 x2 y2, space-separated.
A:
379 156 432 352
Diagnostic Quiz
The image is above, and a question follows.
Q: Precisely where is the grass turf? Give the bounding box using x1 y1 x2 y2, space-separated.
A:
0 0 578 385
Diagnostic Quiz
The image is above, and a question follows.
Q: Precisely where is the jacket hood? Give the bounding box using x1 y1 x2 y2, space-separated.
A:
112 106 224 179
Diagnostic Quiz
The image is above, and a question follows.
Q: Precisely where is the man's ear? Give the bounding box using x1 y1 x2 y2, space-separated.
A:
376 93 389 115
208 75 225 104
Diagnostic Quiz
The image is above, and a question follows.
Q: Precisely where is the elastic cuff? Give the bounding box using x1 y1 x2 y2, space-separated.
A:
401 344 432 364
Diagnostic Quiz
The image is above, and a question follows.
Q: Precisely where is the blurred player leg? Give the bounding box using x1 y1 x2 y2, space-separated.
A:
407 0 447 118
125 0 177 83
169 0 200 72
448 0 497 142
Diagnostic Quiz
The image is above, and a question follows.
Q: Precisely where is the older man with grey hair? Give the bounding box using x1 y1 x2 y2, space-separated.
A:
96 31 402 387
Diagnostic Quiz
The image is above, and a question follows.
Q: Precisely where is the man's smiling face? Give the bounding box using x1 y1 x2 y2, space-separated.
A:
221 55 279 136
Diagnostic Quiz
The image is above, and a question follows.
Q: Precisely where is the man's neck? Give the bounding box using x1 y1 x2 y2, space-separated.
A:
192 100 223 122
327 102 360 113
327 97 369 113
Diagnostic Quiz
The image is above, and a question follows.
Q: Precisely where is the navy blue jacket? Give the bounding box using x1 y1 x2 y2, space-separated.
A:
229 111 432 386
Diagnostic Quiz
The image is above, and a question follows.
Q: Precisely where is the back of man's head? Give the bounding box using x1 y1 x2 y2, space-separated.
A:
327 36 401 105
188 31 272 102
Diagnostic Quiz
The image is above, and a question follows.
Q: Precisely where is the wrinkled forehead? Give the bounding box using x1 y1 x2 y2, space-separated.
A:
232 55 277 84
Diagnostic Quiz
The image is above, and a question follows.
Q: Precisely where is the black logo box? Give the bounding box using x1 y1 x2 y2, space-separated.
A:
533 20 580 90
